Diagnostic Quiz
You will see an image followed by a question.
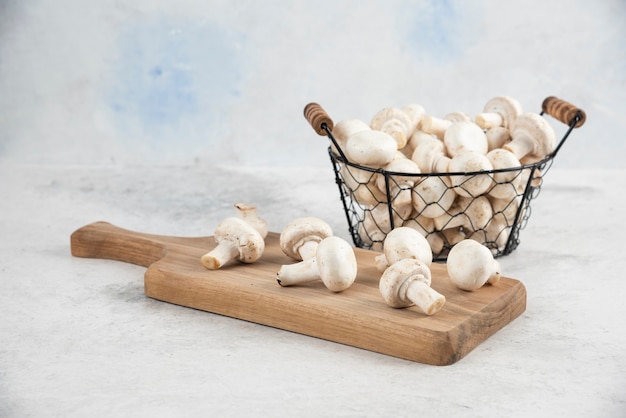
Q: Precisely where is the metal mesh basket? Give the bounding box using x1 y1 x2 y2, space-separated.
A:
304 97 586 261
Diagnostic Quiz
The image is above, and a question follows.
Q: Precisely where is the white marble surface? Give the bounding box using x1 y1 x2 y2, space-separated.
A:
1 162 624 417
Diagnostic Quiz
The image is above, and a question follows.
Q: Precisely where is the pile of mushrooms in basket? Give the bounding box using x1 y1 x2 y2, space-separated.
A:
196 95 557 317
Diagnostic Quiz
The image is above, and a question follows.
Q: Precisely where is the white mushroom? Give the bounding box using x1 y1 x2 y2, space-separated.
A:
345 129 398 167
447 239 501 291
201 217 265 270
358 204 399 251
370 107 415 149
445 112 472 123
503 112 557 162
402 215 445 255
475 96 523 130
410 133 450 173
485 126 511 151
277 236 357 292
234 202 268 239
374 226 433 272
433 196 492 233
421 112 471 139
330 119 370 155
341 164 387 206
483 195 522 252
460 196 493 233
448 150 494 198
377 154 421 220
412 175 456 218
402 103 426 133
486 149 522 200
379 258 446 315
443 121 489 157
421 115 450 139
279 217 333 261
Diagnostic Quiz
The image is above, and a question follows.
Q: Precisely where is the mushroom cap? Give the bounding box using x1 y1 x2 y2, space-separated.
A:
508 112 557 159
443 121 489 157
411 134 446 173
403 103 426 131
377 154 421 192
383 226 433 267
447 239 497 291
234 202 268 239
412 175 456 218
448 150 494 197
332 119 370 143
345 129 398 167
379 258 432 308
316 236 358 292
370 107 414 150
486 126 511 151
214 217 265 263
279 217 333 260
444 111 472 123
486 148 522 199
460 195 493 231
370 107 413 132
477 96 523 129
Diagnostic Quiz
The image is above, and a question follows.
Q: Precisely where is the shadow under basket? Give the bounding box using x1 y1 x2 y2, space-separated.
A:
304 97 586 261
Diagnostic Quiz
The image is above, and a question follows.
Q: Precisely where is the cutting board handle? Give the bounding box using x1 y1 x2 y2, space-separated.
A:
70 221 168 267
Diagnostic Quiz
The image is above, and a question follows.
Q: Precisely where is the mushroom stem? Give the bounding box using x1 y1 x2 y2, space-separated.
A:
297 240 319 261
421 115 451 139
277 236 357 292
277 258 319 286
475 112 504 130
234 203 268 238
502 132 534 160
201 241 241 270
402 276 447 316
487 260 501 285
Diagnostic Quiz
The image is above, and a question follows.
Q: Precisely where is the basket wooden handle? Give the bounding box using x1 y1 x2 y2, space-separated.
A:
542 96 586 128
304 102 334 136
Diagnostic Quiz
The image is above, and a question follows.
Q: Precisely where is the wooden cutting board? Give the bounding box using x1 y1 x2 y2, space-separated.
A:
70 221 526 366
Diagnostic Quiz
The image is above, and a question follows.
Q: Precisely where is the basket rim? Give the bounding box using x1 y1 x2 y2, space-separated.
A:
328 146 552 177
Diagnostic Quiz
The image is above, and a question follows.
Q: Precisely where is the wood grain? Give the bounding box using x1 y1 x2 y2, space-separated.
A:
71 221 526 365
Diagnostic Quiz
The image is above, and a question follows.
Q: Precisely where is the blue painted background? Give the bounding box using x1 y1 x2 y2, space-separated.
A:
0 0 624 167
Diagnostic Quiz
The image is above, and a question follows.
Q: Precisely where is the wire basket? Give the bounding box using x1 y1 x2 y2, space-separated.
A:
304 97 586 261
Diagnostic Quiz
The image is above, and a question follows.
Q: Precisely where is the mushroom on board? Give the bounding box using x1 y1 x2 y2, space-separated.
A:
277 236 357 292
402 216 445 256
234 202 268 239
201 217 265 270
374 226 433 272
474 96 523 130
379 258 446 315
279 217 333 262
503 112 557 162
447 239 501 291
